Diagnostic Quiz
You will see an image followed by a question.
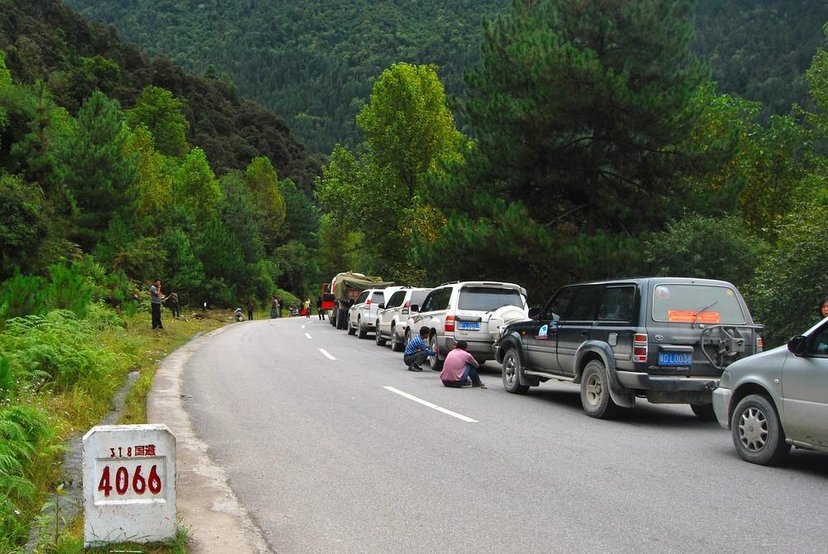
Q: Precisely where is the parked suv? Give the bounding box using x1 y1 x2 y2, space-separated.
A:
713 317 828 465
375 287 432 351
406 281 529 370
348 286 400 339
494 277 763 419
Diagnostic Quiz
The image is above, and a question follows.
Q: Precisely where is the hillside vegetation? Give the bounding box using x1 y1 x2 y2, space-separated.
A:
65 0 828 152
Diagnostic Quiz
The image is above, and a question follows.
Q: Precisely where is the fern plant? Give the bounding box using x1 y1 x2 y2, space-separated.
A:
0 405 51 548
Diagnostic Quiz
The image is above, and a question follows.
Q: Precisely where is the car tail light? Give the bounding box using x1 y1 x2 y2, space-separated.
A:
756 336 764 353
366 298 372 305
633 333 648 363
445 315 455 332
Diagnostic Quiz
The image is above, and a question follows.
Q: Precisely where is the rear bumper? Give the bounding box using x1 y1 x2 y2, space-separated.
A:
436 336 495 361
616 371 719 392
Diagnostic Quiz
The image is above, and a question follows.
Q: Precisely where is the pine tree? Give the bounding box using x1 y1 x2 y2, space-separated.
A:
463 0 707 234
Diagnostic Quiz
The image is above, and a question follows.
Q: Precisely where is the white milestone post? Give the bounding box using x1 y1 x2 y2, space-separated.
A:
83 424 176 547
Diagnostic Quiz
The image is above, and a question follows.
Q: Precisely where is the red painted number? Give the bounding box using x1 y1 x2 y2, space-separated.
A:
148 464 162 494
97 466 113 496
97 464 162 497
132 465 146 494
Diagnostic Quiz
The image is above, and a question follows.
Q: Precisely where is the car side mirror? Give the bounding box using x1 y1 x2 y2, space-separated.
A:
348 299 355 306
410 304 419 313
528 307 542 319
378 303 385 309
787 335 808 356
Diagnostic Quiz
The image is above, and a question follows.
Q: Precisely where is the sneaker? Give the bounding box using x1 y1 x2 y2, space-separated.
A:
460 380 472 388
473 383 488 389
407 365 422 372
413 363 423 370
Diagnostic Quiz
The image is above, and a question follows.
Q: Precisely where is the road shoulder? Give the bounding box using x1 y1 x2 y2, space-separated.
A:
147 328 271 554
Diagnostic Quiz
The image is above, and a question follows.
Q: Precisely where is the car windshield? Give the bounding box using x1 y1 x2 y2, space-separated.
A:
458 287 524 311
651 284 747 324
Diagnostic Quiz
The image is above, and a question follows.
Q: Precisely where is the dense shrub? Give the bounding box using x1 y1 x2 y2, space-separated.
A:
641 214 768 289
0 273 49 321
0 311 124 393
749 205 828 347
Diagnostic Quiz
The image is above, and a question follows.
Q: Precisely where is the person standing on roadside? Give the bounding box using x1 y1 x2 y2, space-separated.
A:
440 340 486 388
316 296 325 320
168 291 180 319
150 279 164 330
271 295 278 319
247 299 255 321
403 326 436 372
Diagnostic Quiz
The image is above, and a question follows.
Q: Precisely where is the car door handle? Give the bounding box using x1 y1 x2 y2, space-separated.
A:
579 330 589 336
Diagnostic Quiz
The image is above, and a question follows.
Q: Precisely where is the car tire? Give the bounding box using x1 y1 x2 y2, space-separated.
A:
357 317 368 339
580 360 619 419
428 334 443 371
391 325 404 352
690 403 716 421
730 394 790 466
375 321 386 346
501 348 530 394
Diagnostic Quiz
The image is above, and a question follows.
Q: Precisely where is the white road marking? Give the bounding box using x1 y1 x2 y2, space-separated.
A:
319 349 336 360
383 386 478 423
305 333 312 339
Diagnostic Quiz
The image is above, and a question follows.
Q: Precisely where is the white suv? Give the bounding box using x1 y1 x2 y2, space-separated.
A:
405 281 528 369
375 287 432 351
348 287 401 339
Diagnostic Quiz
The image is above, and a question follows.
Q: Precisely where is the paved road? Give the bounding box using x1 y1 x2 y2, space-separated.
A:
169 316 828 553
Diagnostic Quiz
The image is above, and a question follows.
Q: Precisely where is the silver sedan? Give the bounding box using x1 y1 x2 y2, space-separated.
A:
713 317 828 465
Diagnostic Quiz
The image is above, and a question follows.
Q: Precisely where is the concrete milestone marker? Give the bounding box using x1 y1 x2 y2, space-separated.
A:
83 424 176 547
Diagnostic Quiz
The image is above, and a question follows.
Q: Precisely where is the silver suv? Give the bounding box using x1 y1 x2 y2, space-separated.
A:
348 287 401 339
406 281 528 370
375 287 431 351
713 316 828 465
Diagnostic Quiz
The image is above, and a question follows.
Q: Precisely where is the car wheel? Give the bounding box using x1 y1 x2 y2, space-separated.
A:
390 325 404 352
501 348 530 394
690 403 716 421
731 394 790 466
357 317 368 339
579 360 619 419
375 321 386 346
347 318 356 335
428 334 443 371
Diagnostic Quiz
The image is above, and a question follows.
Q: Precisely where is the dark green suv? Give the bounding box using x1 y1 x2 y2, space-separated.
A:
494 277 763 419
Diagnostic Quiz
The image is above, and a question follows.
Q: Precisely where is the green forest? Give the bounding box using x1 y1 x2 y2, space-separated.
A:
1 0 828 550
65 0 828 153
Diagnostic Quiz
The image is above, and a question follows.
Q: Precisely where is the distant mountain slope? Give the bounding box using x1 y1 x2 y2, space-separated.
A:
64 0 828 153
0 0 321 191
63 0 506 152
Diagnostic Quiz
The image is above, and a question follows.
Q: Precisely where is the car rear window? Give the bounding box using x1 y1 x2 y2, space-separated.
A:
458 287 524 311
651 284 747 325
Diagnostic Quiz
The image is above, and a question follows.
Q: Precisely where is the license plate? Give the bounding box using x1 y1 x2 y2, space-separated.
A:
458 321 480 331
658 352 693 366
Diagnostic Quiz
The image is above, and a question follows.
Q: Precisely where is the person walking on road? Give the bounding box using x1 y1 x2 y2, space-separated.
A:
403 326 436 372
150 279 165 330
316 296 325 320
440 340 486 388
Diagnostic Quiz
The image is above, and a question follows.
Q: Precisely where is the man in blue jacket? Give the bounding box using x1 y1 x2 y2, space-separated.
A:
403 326 436 372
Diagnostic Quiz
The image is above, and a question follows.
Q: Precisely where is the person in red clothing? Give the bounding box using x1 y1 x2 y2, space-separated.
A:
440 340 487 389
